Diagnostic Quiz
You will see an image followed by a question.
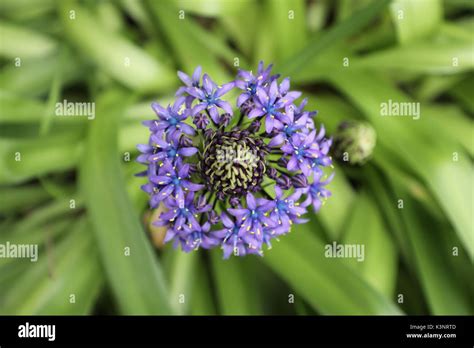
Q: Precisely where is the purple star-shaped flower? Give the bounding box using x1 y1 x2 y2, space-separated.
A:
249 80 301 133
176 66 202 107
214 213 263 259
187 74 234 124
310 127 333 175
151 158 204 203
235 61 276 107
270 186 308 235
156 192 210 234
147 97 195 137
268 104 310 147
227 192 275 248
281 130 320 176
137 133 197 165
179 222 222 252
302 172 334 213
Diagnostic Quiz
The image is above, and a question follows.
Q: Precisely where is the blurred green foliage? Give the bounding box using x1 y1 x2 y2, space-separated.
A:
0 0 472 315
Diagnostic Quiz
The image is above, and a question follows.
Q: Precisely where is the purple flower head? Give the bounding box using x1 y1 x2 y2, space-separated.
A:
138 62 333 258
187 74 234 124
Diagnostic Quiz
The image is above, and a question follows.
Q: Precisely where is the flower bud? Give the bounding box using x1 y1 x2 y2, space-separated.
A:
179 136 193 147
333 121 376 165
276 175 291 190
193 113 209 129
220 113 232 126
230 197 240 207
247 120 261 133
266 167 278 179
292 174 308 188
208 210 220 224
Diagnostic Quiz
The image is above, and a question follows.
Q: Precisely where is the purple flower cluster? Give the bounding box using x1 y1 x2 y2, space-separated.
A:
138 62 333 258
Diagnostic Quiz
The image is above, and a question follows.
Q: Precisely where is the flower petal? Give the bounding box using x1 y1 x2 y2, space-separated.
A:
215 100 233 115
246 192 257 210
192 66 202 84
248 108 264 118
215 81 234 98
287 156 298 171
178 147 198 157
177 71 192 86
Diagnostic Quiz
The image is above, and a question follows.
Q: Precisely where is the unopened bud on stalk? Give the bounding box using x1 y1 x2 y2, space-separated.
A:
332 121 376 165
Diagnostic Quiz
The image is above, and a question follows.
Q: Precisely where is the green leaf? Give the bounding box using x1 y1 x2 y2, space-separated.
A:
0 50 82 97
166 251 197 315
210 250 265 315
172 0 252 17
341 192 398 298
0 184 49 214
328 71 474 260
267 0 307 61
80 90 172 314
389 0 443 44
0 0 54 21
58 0 175 93
0 198 80 246
1 218 103 315
388 176 473 314
0 21 57 59
0 129 83 185
316 165 355 240
145 0 229 82
279 0 391 75
0 92 46 124
449 74 474 113
190 256 217 315
263 223 403 314
355 42 474 74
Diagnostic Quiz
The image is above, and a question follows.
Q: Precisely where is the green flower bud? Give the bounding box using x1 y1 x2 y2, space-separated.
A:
332 121 376 165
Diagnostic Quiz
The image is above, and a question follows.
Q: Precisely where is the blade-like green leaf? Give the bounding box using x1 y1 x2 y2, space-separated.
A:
80 90 171 314
329 71 474 260
166 251 197 315
279 0 391 75
210 250 265 315
58 0 175 93
1 218 103 315
263 222 403 315
341 192 398 297
172 0 251 17
0 21 57 59
388 174 473 314
389 0 443 44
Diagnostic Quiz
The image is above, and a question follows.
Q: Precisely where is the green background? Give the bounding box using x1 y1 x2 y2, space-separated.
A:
0 0 472 315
